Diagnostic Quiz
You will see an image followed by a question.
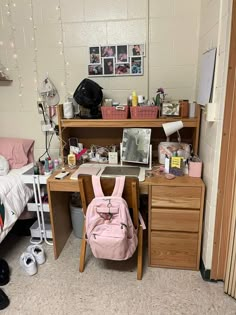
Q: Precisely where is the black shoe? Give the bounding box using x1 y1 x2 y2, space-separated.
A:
0 289 9 310
0 259 10 286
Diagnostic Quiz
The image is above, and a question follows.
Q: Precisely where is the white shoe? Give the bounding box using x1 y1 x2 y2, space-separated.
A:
20 253 37 276
27 245 46 265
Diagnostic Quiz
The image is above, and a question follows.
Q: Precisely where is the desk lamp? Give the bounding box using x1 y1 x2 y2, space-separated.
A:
162 120 184 143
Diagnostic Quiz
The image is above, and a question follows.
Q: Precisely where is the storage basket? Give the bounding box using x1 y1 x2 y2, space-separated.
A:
130 106 158 119
101 105 129 119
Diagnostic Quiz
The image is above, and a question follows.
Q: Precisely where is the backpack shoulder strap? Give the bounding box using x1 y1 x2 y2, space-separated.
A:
92 176 104 197
112 176 125 197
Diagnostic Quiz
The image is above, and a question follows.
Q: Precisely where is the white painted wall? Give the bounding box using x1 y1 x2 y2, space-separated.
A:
198 0 232 269
1 0 231 270
0 0 201 159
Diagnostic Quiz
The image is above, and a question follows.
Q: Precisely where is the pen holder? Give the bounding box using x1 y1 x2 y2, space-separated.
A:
188 161 202 177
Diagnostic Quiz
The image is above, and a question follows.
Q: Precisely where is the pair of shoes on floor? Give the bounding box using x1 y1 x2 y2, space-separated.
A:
20 245 46 276
0 259 10 310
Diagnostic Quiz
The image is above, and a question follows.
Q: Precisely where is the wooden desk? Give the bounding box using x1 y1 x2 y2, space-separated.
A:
47 170 205 270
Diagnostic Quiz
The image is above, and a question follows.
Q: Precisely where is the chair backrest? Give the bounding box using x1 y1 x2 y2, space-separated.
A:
78 175 139 228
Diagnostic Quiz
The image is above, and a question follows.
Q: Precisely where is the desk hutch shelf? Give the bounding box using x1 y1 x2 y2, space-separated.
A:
57 104 201 161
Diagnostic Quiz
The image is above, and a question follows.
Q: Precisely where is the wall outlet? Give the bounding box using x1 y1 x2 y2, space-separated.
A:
37 101 45 114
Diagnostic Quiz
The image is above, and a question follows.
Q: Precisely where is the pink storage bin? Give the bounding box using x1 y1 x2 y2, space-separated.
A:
188 161 202 178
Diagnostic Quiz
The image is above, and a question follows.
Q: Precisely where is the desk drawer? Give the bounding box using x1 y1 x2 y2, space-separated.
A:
150 231 198 269
151 186 201 209
151 208 199 232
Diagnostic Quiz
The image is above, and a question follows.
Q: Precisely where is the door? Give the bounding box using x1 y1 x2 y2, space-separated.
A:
211 0 236 281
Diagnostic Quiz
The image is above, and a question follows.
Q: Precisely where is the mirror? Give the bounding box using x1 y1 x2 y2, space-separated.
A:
121 128 151 164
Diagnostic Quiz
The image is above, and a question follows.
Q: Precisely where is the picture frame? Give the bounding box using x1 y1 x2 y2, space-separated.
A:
88 43 145 77
128 44 145 57
103 57 115 75
161 102 180 116
88 64 103 76
130 56 143 75
89 46 101 64
115 63 130 75
116 45 128 63
101 46 116 58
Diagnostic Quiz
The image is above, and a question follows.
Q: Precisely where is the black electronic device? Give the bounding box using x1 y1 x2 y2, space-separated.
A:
73 78 103 119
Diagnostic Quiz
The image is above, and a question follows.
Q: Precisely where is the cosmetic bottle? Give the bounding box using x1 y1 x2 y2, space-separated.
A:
132 91 138 107
68 152 76 168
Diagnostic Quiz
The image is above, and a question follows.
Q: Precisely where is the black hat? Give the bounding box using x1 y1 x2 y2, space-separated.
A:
0 259 9 286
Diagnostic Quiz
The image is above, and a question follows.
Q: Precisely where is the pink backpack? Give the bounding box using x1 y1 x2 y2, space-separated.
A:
85 175 138 260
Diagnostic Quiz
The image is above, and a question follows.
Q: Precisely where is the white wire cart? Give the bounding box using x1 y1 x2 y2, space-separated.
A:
21 168 53 246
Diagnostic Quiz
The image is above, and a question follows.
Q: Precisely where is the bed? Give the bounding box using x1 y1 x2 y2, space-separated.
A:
0 138 35 243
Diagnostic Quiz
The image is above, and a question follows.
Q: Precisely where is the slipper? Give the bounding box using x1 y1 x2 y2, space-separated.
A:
0 289 9 310
0 259 10 286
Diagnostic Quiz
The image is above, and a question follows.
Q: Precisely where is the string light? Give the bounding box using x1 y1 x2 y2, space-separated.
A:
58 0 68 97
29 0 39 90
6 0 23 107
3 1 67 109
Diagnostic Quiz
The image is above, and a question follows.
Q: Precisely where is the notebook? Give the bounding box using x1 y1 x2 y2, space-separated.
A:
70 165 101 180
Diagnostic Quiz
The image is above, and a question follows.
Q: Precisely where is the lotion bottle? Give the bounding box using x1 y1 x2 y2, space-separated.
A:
68 152 76 168
132 91 138 106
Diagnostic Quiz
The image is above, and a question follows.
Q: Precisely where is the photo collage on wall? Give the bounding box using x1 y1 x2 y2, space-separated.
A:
88 44 145 77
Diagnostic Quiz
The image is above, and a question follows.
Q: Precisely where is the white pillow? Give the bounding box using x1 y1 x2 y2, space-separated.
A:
0 155 9 176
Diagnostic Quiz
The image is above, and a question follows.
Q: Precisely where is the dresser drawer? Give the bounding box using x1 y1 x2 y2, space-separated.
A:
151 186 201 209
151 208 199 232
150 231 198 269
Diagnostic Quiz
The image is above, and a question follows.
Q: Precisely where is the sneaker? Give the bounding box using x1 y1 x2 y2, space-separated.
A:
0 289 9 310
20 253 37 276
0 259 10 286
27 245 46 265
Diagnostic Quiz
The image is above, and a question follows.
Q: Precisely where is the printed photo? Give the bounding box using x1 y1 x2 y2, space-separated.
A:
130 56 143 75
129 44 145 56
103 57 115 75
161 102 180 116
116 45 128 63
89 46 100 64
115 63 130 75
88 64 103 76
101 46 116 58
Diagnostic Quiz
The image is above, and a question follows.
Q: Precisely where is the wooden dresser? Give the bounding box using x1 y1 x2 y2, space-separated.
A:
148 176 205 270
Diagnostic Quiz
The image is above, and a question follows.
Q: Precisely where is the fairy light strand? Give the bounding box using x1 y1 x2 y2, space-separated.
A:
6 0 23 106
29 0 39 94
57 1 69 97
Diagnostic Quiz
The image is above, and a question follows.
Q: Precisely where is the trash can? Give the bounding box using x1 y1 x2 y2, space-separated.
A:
70 193 84 239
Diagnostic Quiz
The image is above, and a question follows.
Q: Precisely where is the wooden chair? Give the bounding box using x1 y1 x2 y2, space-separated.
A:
78 175 143 280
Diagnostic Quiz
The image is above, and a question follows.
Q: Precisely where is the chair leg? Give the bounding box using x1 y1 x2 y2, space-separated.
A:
137 225 143 280
79 224 87 272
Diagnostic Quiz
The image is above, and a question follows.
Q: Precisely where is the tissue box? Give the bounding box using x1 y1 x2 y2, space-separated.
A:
189 161 202 177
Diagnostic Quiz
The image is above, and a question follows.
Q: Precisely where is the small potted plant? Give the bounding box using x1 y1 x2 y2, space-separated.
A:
153 88 166 106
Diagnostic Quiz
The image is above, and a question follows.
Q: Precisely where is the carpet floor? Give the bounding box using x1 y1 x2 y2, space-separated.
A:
0 233 235 315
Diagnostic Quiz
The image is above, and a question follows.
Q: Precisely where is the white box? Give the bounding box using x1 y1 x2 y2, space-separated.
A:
108 152 118 164
30 220 52 239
